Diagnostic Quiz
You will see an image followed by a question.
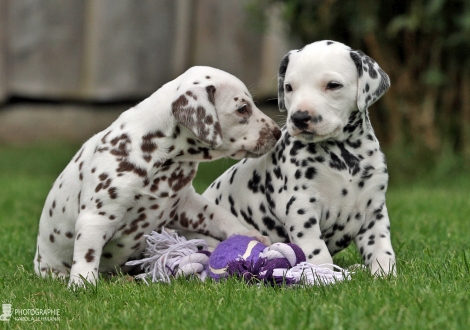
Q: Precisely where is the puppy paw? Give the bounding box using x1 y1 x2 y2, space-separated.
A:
239 229 271 246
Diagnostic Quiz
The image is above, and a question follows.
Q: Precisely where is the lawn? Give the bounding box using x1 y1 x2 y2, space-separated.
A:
0 143 469 330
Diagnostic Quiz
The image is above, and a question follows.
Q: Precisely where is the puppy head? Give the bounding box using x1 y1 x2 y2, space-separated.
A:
278 40 390 143
172 66 281 159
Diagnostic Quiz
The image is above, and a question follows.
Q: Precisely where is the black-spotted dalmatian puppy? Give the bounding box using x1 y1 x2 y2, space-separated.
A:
200 41 396 275
34 66 281 287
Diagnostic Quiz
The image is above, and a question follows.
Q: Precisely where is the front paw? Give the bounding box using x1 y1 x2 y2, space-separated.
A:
239 229 271 246
67 272 98 290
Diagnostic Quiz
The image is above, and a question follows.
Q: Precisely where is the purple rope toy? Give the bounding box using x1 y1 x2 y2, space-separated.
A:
127 229 351 286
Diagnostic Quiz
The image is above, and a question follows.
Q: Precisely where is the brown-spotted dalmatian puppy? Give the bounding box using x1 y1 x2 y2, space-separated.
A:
200 41 396 275
34 66 281 287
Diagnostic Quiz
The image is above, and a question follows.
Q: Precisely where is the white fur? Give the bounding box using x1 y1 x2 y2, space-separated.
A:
199 41 396 276
34 66 280 287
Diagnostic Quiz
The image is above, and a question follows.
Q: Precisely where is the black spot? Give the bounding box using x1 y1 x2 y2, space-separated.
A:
342 189 348 196
262 216 276 230
259 203 266 214
290 140 305 157
228 195 238 217
305 167 317 180
329 152 347 171
247 170 262 193
297 232 304 238
285 196 296 215
229 168 238 184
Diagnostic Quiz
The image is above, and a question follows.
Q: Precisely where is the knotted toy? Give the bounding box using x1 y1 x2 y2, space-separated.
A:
126 229 351 286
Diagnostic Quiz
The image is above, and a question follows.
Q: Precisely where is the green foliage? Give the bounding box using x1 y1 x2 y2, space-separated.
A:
249 0 470 162
1 144 470 329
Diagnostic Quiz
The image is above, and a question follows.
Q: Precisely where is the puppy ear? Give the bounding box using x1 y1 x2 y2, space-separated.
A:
349 50 390 112
171 85 223 147
277 51 293 112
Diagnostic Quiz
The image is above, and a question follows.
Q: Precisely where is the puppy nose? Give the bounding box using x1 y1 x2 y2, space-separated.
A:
291 110 311 130
273 127 282 141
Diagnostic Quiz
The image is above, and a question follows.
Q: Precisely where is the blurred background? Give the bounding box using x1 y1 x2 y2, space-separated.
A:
0 0 469 182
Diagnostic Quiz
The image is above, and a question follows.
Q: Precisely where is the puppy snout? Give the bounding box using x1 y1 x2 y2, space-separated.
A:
273 127 282 141
291 110 311 130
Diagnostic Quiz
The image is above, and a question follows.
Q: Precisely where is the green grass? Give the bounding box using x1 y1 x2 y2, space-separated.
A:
1 143 469 329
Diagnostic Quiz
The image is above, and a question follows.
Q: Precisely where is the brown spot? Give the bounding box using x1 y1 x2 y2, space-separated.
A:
141 222 150 228
141 139 158 153
91 167 96 173
79 161 84 171
131 242 141 250
206 76 210 79
103 252 113 259
85 249 95 263
54 228 60 234
187 138 196 145
127 207 133 212
62 262 71 269
210 213 214 220
205 115 214 125
138 207 146 213
99 211 106 216
160 192 169 198
150 178 161 192
110 133 131 146
230 138 236 142
179 212 191 228
135 194 142 200
95 183 103 193
134 232 144 240
81 205 86 210
108 187 118 199
99 173 108 181
234 97 238 101
117 243 124 248
109 215 115 220
76 233 81 240
101 131 111 144
143 155 152 162
79 172 83 181
52 200 56 209
49 209 53 217
150 204 159 210
49 234 55 243
117 160 147 178
74 148 84 163
65 232 73 238
120 124 125 129
186 91 197 100
96 201 103 209
168 169 196 192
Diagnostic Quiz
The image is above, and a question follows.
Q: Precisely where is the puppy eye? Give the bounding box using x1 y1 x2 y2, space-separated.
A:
285 83 293 92
237 104 248 114
326 82 343 90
